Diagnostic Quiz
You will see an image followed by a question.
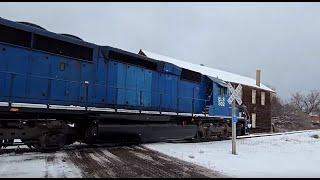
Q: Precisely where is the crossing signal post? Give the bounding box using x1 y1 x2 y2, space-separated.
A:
232 100 237 155
227 82 242 155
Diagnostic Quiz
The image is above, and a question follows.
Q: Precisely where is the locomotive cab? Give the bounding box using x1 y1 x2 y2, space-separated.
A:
206 77 232 117
195 76 249 139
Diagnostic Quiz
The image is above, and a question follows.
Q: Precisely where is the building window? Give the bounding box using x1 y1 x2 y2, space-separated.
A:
261 91 265 105
252 89 256 104
251 113 256 128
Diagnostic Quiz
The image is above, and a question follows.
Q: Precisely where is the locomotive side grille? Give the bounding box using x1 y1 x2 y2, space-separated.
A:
0 24 32 48
180 68 201 83
33 34 93 61
108 50 158 71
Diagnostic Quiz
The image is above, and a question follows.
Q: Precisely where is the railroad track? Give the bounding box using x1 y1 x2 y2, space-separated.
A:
166 129 320 143
1 129 319 155
237 129 320 139
0 141 141 155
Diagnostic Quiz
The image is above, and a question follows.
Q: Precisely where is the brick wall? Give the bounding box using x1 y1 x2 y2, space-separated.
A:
231 83 272 133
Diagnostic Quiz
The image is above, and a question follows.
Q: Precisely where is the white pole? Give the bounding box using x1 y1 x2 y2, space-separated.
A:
232 100 237 155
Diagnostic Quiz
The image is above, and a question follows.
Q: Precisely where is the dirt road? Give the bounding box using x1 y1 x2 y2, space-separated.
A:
0 145 225 178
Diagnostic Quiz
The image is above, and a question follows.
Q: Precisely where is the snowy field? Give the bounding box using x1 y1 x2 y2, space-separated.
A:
0 145 221 178
0 152 82 178
145 130 320 178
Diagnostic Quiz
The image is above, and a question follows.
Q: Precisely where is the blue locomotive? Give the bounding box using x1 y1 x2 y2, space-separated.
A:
0 17 249 151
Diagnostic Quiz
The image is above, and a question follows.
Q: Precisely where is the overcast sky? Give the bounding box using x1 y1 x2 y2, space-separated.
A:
0 2 319 100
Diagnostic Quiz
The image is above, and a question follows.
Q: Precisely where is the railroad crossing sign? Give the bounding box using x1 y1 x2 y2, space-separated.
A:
226 82 242 155
227 83 242 105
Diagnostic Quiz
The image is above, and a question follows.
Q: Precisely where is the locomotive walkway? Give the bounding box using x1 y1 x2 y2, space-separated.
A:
0 145 225 178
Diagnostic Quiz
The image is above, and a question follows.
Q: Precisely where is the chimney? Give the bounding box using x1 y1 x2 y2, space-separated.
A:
256 69 261 87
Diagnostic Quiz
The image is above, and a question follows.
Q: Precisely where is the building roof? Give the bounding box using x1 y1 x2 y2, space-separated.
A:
139 49 275 92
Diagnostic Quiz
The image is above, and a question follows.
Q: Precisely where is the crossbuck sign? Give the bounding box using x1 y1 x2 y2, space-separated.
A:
227 83 242 106
227 82 242 155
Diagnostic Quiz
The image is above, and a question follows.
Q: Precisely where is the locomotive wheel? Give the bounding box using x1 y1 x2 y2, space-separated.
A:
0 139 14 148
0 139 3 149
36 132 66 152
21 140 40 150
27 144 34 149
84 125 98 145
195 129 204 140
24 143 39 150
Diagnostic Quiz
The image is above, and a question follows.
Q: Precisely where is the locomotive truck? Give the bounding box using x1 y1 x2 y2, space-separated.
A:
0 17 250 151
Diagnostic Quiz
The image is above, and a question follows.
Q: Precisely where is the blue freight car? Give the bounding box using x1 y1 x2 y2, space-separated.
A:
0 17 249 151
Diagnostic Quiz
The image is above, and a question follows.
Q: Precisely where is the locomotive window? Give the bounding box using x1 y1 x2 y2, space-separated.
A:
218 86 228 97
219 87 224 97
0 24 31 48
33 34 93 61
108 50 157 70
180 68 201 83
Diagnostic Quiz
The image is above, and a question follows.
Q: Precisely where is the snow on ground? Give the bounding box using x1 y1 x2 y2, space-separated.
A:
0 152 82 178
144 130 320 178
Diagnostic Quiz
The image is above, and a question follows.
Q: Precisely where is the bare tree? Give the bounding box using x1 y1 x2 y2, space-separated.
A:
273 90 320 132
290 90 320 114
271 94 283 117
305 90 320 114
291 92 305 112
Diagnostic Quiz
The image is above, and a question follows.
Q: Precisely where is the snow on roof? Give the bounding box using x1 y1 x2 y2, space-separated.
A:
140 49 274 92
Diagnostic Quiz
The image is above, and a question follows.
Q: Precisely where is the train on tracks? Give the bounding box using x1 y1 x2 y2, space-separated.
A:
0 17 251 151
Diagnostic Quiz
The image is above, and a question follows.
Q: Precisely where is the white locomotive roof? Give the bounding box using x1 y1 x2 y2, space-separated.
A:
140 49 274 92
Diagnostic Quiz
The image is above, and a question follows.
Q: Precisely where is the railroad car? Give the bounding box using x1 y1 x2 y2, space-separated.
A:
0 17 250 151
